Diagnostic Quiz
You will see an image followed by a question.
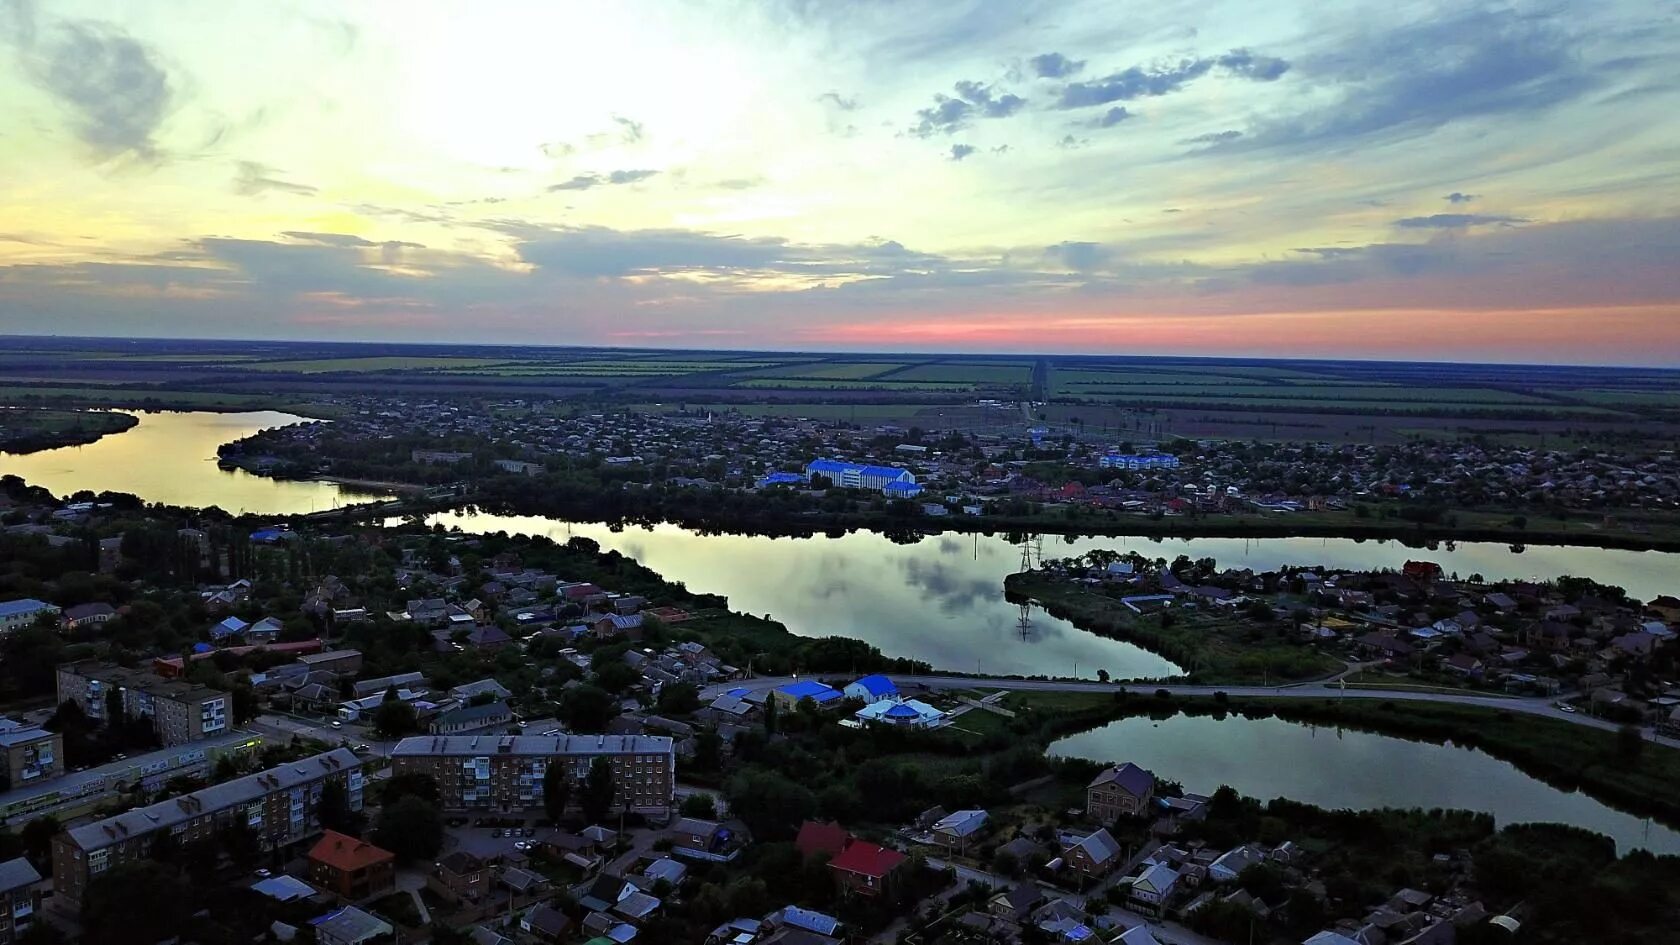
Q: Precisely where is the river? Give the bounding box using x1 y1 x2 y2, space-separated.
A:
417 510 1679 679
1050 713 1680 855
0 409 388 515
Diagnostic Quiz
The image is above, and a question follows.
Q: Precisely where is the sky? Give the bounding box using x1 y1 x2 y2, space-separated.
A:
1 0 1679 365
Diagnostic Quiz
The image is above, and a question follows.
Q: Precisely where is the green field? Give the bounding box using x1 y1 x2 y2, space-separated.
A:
1571 389 1680 407
239 356 517 373
888 363 1033 384
1068 384 1551 404
737 378 975 390
740 361 909 380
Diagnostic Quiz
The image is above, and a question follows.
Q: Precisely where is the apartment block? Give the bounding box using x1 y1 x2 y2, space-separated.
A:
0 723 61 790
55 661 230 746
51 748 363 912
0 858 43 945
390 734 674 816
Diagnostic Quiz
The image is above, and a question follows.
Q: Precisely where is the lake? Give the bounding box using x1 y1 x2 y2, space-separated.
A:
0 409 388 515
1050 713 1680 855
420 510 1679 678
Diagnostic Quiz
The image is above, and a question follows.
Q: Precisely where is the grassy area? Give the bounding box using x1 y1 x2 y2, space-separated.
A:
1006 574 1344 684
238 356 517 373
0 407 138 452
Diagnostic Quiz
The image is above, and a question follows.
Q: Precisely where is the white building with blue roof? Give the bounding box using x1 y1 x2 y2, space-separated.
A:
0 599 59 634
804 459 920 495
843 675 899 702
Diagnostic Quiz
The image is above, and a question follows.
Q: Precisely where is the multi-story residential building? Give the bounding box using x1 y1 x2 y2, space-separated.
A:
0 600 58 635
390 734 674 816
55 661 230 746
1098 453 1181 470
307 830 395 901
804 459 922 496
0 723 61 790
0 858 43 945
1087 762 1156 823
51 747 363 911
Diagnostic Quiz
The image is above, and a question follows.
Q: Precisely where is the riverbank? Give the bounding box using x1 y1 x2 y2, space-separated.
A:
1004 572 1345 685
1020 689 1680 830
0 407 138 454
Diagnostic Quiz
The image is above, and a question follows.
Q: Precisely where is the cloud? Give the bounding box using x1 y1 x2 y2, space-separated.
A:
910 80 1025 136
949 144 976 161
1094 106 1132 128
816 91 858 110
1394 214 1527 229
1030 52 1085 78
548 169 660 191
1056 49 1288 109
1045 241 1110 272
281 232 376 248
1181 129 1242 145
9 12 173 160
233 160 317 197
611 115 644 144
1207 8 1594 153
1445 192 1479 204
1215 48 1291 81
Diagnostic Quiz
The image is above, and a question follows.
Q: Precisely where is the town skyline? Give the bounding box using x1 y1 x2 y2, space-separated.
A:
2 1 1678 365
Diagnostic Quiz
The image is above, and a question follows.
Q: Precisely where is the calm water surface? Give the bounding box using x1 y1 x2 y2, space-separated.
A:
1050 713 1680 855
423 511 1678 677
0 410 388 515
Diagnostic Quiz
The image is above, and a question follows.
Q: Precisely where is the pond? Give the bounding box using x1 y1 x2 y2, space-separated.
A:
1049 712 1680 855
0 409 388 515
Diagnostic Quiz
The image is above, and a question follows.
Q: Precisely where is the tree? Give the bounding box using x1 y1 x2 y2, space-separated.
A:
656 682 701 716
218 822 261 871
381 772 440 808
82 861 192 945
724 769 815 841
763 695 779 735
373 698 418 738
560 684 618 733
693 729 723 772
680 793 717 820
580 756 617 825
320 778 364 836
18 815 59 870
373 795 444 861
543 762 571 823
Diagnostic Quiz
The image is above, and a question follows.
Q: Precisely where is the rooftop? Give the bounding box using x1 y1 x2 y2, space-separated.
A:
391 734 673 757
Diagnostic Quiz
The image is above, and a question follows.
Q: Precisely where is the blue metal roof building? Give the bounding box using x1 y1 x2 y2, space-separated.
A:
805 458 918 495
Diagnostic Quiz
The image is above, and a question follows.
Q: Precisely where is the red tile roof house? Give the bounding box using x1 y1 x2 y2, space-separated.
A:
308 830 396 901
829 839 906 899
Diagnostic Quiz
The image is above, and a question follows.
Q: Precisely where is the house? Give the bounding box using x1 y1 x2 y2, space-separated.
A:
854 698 944 727
1129 863 1181 912
308 830 396 901
929 809 989 852
210 615 250 641
0 599 60 634
771 680 843 710
669 817 746 862
988 884 1044 921
1355 632 1415 659
1303 933 1365 945
311 906 393 945
843 674 898 702
1208 843 1266 884
429 851 487 903
1063 828 1123 877
577 874 636 913
429 701 513 735
796 821 850 862
829 839 906 898
521 904 574 943
766 905 843 938
1087 762 1156 822
593 614 644 639
465 625 512 651
60 602 117 630
450 678 514 702
247 616 285 643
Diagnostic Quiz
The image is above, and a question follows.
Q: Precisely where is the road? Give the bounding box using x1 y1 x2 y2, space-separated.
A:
251 713 396 757
703 674 1680 750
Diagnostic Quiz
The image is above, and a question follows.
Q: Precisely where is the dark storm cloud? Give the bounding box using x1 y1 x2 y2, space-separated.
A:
1056 49 1287 109
7 8 173 161
548 169 660 191
233 161 317 197
1395 214 1526 229
1030 52 1085 78
1445 192 1479 203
